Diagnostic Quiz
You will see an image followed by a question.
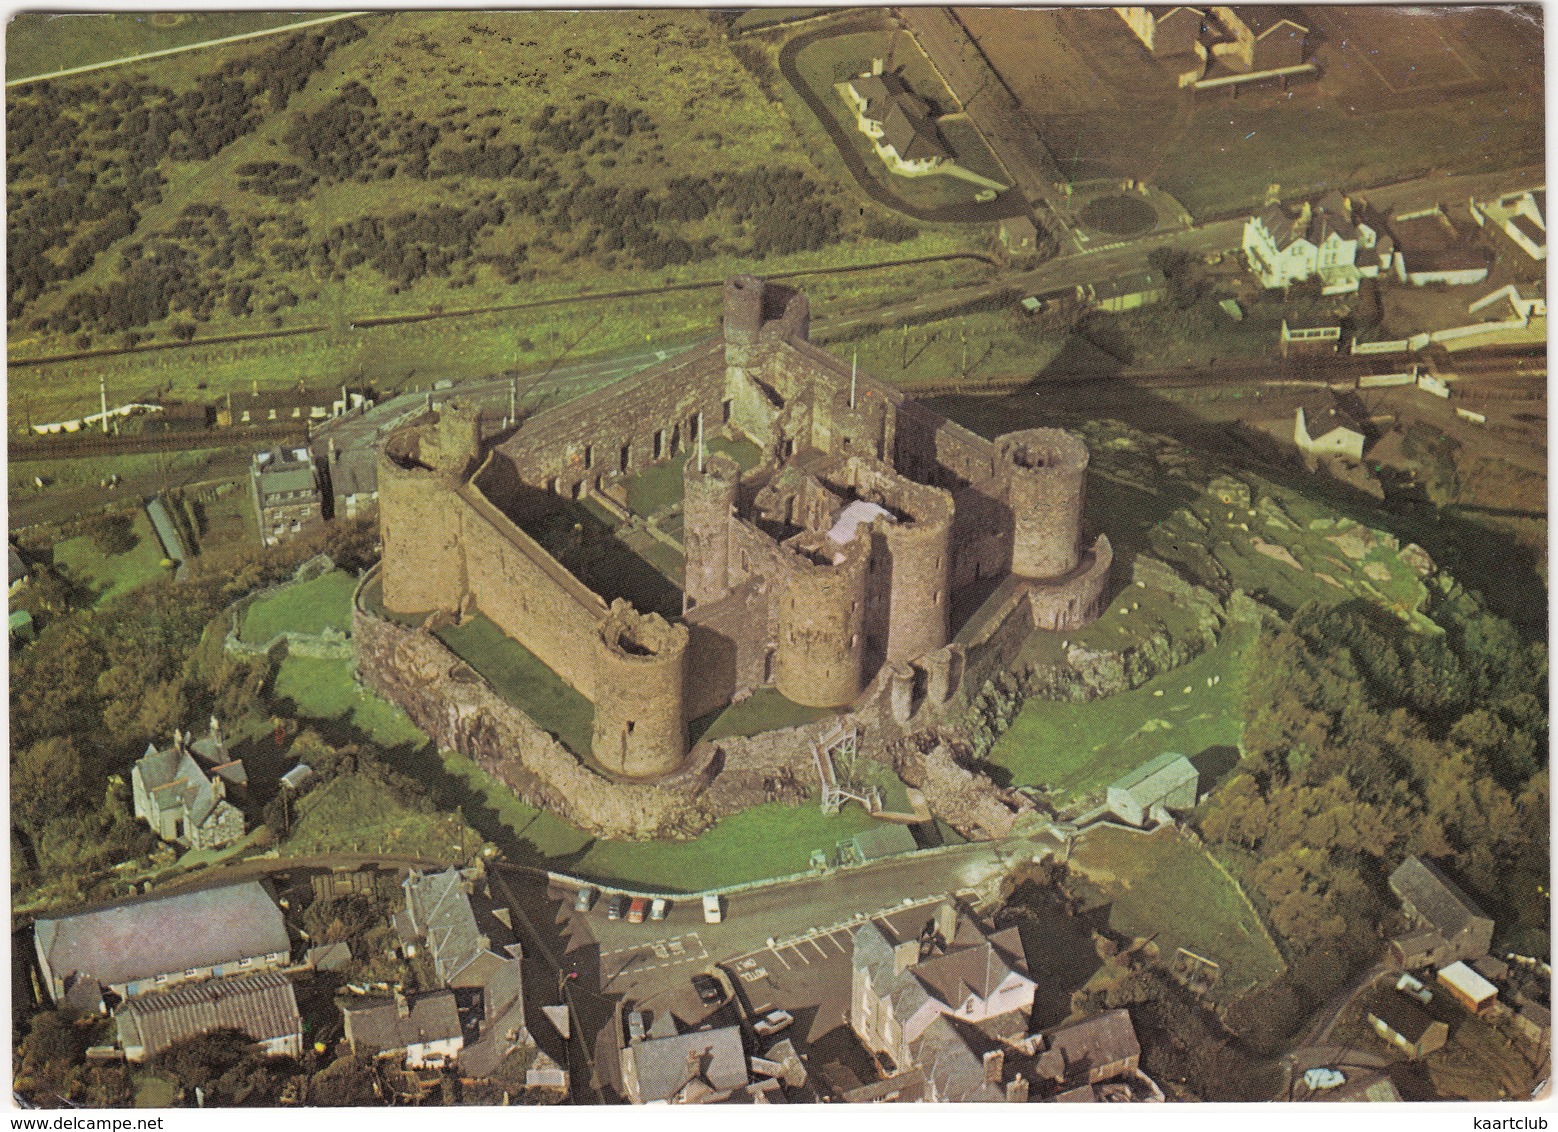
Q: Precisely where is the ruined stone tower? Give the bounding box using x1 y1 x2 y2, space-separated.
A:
591 601 689 779
378 400 482 613
682 450 740 611
997 428 1089 580
775 531 869 708
874 479 955 666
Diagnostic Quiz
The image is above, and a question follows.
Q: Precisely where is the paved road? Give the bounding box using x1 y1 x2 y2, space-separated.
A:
1302 958 1397 1049
6 11 369 88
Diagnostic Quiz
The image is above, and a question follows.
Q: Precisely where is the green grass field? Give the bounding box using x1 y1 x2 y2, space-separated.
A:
51 511 171 604
691 687 834 744
6 11 320 80
990 624 1256 804
433 613 595 757
239 569 358 644
624 436 762 518
282 772 480 860
272 656 429 751
1071 825 1285 998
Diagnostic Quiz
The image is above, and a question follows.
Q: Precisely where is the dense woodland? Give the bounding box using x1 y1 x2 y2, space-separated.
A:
1196 593 1548 1047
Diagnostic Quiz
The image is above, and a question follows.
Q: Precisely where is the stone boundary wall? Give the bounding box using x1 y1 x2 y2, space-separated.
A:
353 550 1046 842
223 554 354 660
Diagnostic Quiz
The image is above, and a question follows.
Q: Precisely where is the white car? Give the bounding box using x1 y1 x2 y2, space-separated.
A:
702 894 723 924
753 1009 794 1037
650 897 669 921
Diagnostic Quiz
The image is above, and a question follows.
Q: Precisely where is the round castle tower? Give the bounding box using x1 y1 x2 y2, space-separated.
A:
682 451 741 611
997 428 1089 581
592 601 689 779
378 401 482 614
877 482 955 665
775 531 869 708
723 275 765 372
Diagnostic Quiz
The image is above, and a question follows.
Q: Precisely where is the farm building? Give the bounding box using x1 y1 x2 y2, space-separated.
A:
1080 270 1167 313
1107 751 1198 827
1391 207 1492 287
1437 961 1499 1015
117 970 302 1063
1388 856 1495 966
1469 186 1546 261
1366 990 1449 1059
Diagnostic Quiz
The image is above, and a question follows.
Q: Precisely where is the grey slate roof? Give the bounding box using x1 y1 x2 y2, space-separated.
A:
344 990 462 1054
1367 989 1438 1044
630 1024 749 1103
35 881 289 992
401 868 491 986
916 1013 1003 1102
1389 857 1491 942
1035 1008 1140 1083
116 970 300 1061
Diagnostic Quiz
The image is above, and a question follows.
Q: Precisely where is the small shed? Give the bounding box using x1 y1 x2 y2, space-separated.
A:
847 822 919 865
1001 216 1040 256
1437 961 1498 1014
1294 397 1366 462
1107 752 1199 827
1082 270 1167 314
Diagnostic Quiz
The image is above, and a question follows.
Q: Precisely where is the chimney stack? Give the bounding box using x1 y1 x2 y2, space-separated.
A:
1005 1074 1029 1103
983 1048 1005 1085
395 989 410 1020
893 940 920 975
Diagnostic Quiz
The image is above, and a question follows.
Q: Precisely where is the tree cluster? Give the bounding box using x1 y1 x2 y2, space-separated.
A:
1197 597 1547 997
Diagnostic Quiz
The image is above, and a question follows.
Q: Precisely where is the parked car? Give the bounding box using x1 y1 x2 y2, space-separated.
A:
574 886 597 912
650 897 670 921
753 1009 794 1038
628 896 649 924
692 973 725 1005
702 894 723 924
607 893 628 921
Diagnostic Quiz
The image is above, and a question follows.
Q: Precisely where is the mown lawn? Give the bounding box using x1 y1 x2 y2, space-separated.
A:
52 510 171 604
239 569 358 644
691 687 834 744
433 613 595 757
272 655 429 751
1071 825 1285 999
990 624 1256 804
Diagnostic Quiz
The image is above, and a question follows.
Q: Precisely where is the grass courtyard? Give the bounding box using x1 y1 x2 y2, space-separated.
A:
990 624 1256 805
1070 824 1286 1000
51 510 171 605
239 569 358 644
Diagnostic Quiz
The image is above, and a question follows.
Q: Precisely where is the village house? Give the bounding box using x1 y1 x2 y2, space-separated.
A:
116 969 303 1063
1208 6 1309 74
321 440 380 520
1118 6 1312 88
1469 186 1546 261
389 867 530 1076
1294 394 1368 462
342 988 465 1069
619 1023 750 1104
1388 856 1495 967
250 446 325 547
1390 207 1492 287
33 881 291 1012
842 61 951 177
1034 1009 1142 1093
1107 752 1199 827
131 718 247 851
1115 5 1211 85
851 901 1035 1077
1243 193 1384 294
1366 989 1449 1059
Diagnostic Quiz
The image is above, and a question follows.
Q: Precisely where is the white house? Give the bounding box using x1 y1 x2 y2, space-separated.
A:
1295 397 1367 461
842 61 950 177
1243 192 1382 293
1469 187 1546 261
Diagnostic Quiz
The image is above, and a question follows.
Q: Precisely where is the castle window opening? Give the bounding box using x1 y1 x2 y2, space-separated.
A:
627 721 635 734
654 429 666 459
545 476 557 494
620 444 631 472
722 399 733 423
670 424 681 453
573 480 585 500
583 445 593 470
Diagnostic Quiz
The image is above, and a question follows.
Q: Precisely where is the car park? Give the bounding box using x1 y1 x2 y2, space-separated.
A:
692 973 725 1005
650 897 669 921
753 1009 794 1038
702 894 723 924
607 893 628 920
628 896 649 924
574 886 597 912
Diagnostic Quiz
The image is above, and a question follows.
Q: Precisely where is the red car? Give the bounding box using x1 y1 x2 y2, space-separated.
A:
627 896 649 924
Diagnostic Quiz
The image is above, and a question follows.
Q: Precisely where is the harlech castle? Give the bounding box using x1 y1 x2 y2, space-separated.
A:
356 276 1111 839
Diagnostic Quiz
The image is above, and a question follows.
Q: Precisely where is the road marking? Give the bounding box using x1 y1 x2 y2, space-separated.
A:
808 937 830 959
769 947 791 971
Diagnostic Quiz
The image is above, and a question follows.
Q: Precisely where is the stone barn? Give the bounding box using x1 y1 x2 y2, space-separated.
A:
1107 751 1199 827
